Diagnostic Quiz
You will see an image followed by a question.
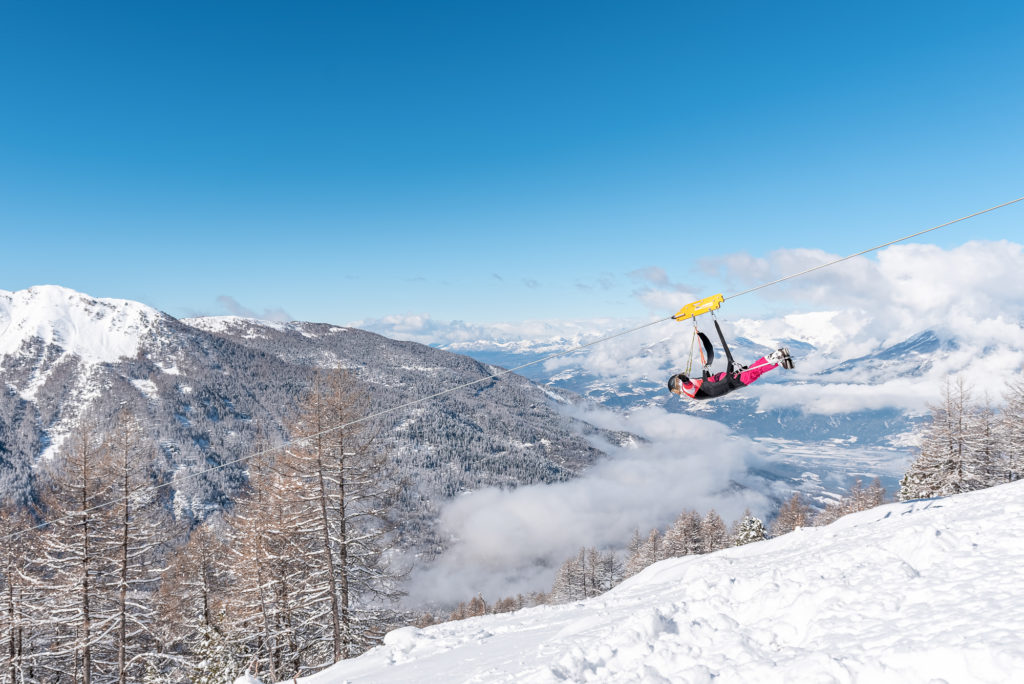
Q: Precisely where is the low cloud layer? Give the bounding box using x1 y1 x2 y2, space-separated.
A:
352 313 628 350
407 406 775 605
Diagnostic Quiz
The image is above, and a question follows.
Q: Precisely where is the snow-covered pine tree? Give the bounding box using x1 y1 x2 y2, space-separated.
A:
191 620 247 684
700 510 730 553
466 595 488 617
622 529 645 578
813 498 843 527
492 597 518 614
1000 377 1024 481
662 509 703 557
0 505 37 684
644 528 662 565
550 549 586 603
154 523 234 680
584 548 600 598
970 400 1004 485
731 511 767 546
586 548 621 595
448 602 468 621
770 493 811 536
223 430 305 681
551 547 620 602
624 529 661 578
853 478 886 511
279 369 404 664
814 478 882 525
101 406 177 684
900 377 990 500
600 550 624 593
29 420 117 684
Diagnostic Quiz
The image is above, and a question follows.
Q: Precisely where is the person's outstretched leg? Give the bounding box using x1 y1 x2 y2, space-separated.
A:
737 358 777 386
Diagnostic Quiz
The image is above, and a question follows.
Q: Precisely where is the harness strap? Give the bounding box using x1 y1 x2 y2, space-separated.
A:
713 317 736 372
691 319 714 380
697 332 714 371
712 316 746 389
685 327 696 377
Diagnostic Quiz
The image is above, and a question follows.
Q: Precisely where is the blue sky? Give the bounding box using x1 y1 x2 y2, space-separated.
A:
2 1 1023 328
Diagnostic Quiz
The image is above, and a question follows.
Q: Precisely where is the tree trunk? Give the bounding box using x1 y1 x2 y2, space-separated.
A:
338 457 350 659
118 464 129 683
316 447 343 661
6 566 15 684
80 476 92 684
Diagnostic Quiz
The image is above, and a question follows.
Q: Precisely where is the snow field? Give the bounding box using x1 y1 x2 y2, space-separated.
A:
280 480 1024 683
0 285 158 363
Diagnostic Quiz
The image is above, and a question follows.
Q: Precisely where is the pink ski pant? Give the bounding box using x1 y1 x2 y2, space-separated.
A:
707 358 777 386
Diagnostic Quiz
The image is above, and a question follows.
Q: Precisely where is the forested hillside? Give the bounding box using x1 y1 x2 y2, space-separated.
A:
0 287 627 545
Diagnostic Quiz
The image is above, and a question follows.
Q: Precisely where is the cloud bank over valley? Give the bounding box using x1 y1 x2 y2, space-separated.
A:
408 405 776 604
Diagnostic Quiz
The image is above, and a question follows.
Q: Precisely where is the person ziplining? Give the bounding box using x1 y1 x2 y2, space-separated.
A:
666 294 794 401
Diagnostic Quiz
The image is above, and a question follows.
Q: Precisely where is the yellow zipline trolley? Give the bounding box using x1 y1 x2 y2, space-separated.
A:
672 293 724 322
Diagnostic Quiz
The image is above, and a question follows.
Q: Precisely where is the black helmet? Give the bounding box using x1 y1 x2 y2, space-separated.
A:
667 373 689 391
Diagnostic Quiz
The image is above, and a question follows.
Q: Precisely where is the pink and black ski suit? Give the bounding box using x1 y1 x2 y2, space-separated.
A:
672 357 778 400
669 317 783 400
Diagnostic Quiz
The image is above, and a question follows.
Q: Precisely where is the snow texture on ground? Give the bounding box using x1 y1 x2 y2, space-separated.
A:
266 480 1024 684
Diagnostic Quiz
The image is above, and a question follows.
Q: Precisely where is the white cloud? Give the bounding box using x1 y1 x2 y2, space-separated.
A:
407 406 774 604
627 266 700 313
628 266 672 286
738 241 1024 342
732 310 869 356
352 313 629 350
750 380 935 415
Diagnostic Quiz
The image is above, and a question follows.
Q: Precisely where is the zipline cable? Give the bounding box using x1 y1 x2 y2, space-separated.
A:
5 195 1023 542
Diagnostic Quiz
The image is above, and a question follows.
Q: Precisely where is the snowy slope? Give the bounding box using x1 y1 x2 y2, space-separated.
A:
279 481 1024 684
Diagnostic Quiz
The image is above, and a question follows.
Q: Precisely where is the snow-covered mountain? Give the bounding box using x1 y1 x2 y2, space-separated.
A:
0 285 164 367
0 286 623 544
273 480 1024 683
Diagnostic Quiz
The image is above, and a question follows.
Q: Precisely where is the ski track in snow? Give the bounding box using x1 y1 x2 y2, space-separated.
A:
272 481 1024 684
